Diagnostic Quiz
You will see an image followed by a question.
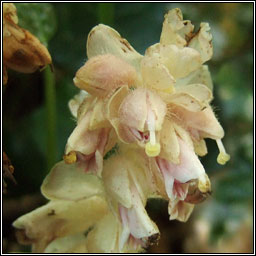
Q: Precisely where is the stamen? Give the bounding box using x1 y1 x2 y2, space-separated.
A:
145 142 161 157
216 139 230 165
145 107 161 157
63 151 77 164
198 173 211 193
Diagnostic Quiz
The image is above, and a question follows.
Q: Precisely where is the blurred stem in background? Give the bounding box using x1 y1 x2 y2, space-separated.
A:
44 65 57 171
97 3 114 25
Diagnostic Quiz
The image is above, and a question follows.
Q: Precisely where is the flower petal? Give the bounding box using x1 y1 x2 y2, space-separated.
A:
89 98 111 130
141 56 175 93
87 24 143 71
74 54 138 98
160 8 194 48
44 233 88 253
103 155 133 208
168 200 194 222
65 111 100 155
146 44 202 79
188 23 213 63
193 139 208 156
86 213 119 253
175 65 213 91
41 161 104 201
119 88 148 131
172 106 224 139
157 137 206 201
68 90 88 118
127 186 159 239
168 92 206 112
13 196 108 252
175 83 213 104
159 119 180 164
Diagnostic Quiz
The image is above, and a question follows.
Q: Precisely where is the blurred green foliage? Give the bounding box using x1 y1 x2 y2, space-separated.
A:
3 2 253 253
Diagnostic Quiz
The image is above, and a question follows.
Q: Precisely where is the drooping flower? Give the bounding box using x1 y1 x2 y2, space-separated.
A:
13 8 231 253
102 147 159 251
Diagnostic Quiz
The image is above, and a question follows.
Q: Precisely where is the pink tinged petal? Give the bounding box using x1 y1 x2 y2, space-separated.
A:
156 157 175 200
157 138 206 200
74 54 138 98
141 56 176 93
119 88 147 131
65 111 99 156
126 187 159 239
119 205 131 251
173 181 189 201
172 106 224 139
168 199 194 222
128 235 146 251
118 88 166 157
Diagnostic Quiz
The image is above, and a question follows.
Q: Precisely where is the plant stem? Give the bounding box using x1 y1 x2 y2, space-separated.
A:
97 3 115 25
44 65 57 172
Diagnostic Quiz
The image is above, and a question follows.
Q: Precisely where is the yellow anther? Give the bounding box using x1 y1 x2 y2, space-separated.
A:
63 151 77 164
145 142 160 157
198 174 211 193
216 139 230 165
217 152 230 165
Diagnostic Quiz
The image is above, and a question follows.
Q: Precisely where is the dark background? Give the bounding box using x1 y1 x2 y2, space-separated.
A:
3 3 253 253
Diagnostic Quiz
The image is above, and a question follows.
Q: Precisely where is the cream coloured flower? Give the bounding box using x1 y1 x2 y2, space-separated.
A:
13 8 230 253
13 160 155 253
13 162 108 252
102 147 159 251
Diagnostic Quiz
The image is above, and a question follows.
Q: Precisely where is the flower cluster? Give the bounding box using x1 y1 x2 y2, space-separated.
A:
13 9 230 253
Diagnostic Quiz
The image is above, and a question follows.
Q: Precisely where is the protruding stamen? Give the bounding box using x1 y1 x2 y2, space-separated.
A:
145 107 161 157
145 142 161 157
63 151 77 164
216 139 230 165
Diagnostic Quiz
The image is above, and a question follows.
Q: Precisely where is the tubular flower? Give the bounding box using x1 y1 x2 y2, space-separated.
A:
13 8 230 253
102 148 159 251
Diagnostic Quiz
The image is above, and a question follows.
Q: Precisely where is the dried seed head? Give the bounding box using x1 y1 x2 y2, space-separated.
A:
3 25 52 73
73 54 138 97
3 3 52 75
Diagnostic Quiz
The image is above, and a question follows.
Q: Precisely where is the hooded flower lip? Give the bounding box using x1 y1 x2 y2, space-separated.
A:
86 24 143 72
64 107 111 176
13 194 108 253
152 135 212 221
118 88 166 157
73 54 138 98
